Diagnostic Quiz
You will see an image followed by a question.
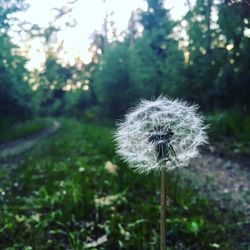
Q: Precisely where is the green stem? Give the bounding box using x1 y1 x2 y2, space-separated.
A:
161 170 167 250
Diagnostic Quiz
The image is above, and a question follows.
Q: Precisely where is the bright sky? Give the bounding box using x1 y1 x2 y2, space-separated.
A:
13 0 190 70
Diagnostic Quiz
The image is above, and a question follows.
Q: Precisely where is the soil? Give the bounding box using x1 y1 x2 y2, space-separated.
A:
180 153 250 217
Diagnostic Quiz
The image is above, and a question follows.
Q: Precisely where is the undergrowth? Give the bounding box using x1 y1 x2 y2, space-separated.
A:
0 118 246 249
206 111 250 155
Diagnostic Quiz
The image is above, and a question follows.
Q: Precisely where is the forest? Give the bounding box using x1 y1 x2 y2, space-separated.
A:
0 0 249 249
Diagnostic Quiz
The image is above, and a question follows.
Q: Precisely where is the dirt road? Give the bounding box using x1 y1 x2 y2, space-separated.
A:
0 120 60 168
179 152 250 217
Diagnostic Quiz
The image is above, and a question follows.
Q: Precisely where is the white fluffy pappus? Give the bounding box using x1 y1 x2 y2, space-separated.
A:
114 96 208 173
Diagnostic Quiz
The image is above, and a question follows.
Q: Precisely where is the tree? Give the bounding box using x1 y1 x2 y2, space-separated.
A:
183 0 221 110
136 0 185 97
216 0 250 111
0 0 32 121
94 42 142 118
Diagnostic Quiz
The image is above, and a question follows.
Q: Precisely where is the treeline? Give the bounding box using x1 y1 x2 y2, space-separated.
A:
0 0 32 124
0 0 250 123
92 0 250 119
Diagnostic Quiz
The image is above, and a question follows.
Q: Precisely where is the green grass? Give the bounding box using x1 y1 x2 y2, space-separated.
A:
0 118 50 144
206 111 250 155
0 118 246 249
207 111 250 140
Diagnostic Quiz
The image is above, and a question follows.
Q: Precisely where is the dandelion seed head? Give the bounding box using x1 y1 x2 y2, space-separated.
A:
114 96 207 173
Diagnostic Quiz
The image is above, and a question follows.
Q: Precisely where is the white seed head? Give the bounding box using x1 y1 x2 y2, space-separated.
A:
114 96 207 173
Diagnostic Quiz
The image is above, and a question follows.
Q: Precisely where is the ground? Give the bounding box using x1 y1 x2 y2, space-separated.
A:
0 120 60 171
1 120 248 218
182 153 250 217
0 118 249 249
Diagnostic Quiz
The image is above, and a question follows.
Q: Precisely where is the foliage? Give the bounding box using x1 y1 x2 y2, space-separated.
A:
93 0 185 118
92 0 249 119
0 34 32 119
0 0 28 31
0 1 249 249
207 110 250 141
0 0 32 120
0 120 246 249
94 42 142 118
183 0 250 111
1 0 250 120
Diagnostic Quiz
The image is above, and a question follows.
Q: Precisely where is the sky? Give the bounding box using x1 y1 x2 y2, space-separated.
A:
13 0 190 70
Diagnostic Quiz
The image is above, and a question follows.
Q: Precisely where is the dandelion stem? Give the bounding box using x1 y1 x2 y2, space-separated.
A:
161 169 167 250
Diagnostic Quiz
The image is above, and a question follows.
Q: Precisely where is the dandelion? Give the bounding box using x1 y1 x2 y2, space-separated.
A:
104 161 117 174
114 96 207 250
115 96 207 173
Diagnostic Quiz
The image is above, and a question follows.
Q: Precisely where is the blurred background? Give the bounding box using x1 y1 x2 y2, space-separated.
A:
0 0 249 249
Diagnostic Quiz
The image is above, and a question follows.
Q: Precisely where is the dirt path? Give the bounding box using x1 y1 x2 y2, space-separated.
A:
0 120 60 165
176 151 250 248
178 153 250 217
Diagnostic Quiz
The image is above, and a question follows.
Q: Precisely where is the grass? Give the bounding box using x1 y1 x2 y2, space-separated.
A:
0 118 246 249
206 111 250 154
0 118 50 144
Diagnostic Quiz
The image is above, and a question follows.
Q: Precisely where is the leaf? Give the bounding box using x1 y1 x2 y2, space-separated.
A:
187 221 199 235
85 235 107 248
